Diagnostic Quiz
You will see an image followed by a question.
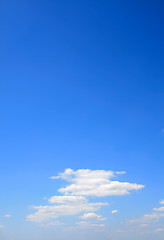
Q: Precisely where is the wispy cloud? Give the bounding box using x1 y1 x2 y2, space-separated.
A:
155 228 164 232
125 200 164 234
76 221 105 229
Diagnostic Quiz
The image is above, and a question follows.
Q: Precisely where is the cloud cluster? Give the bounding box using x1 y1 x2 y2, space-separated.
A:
124 200 164 234
27 196 108 223
27 168 144 226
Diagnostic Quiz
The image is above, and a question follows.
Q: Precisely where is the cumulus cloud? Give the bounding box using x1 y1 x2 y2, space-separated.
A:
153 206 164 212
51 169 144 197
27 168 144 226
48 195 86 204
27 197 108 223
79 212 106 221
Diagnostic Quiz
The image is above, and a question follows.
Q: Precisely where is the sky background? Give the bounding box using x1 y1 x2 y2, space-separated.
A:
1 0 164 239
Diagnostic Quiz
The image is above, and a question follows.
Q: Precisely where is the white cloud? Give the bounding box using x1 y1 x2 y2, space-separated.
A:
51 169 144 197
40 221 63 227
153 206 164 212
27 168 144 227
0 224 3 228
111 210 118 214
4 214 11 218
160 200 164 205
143 212 164 220
127 200 164 230
111 201 164 236
48 195 86 204
115 171 126 175
115 229 126 233
128 212 164 225
141 224 148 227
27 197 108 223
76 221 105 228
155 228 164 232
79 212 106 221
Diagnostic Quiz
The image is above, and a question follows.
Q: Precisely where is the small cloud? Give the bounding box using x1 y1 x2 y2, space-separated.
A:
160 200 164 205
4 214 11 218
116 171 126 175
115 229 125 233
141 224 148 227
111 210 118 214
40 221 63 227
0 224 4 228
153 206 164 212
48 195 86 204
76 221 105 228
79 212 106 221
155 228 164 232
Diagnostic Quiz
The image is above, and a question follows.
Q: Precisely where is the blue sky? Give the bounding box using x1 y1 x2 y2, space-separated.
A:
1 0 164 239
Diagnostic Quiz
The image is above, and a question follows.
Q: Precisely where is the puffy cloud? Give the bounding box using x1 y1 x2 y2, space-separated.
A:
79 212 106 221
153 206 164 212
27 197 108 223
48 195 86 204
51 169 144 197
27 168 144 226
111 210 118 214
0 224 3 228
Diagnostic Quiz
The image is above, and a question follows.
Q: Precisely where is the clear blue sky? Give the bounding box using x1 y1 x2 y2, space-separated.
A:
1 1 164 239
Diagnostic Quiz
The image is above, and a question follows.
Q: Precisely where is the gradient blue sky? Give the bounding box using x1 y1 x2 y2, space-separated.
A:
1 0 164 239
